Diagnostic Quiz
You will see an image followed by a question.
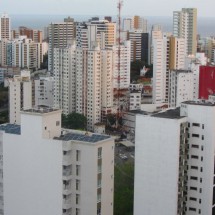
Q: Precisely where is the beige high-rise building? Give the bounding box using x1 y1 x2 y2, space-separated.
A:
48 17 75 71
132 16 147 33
0 13 11 40
173 8 197 56
153 34 185 104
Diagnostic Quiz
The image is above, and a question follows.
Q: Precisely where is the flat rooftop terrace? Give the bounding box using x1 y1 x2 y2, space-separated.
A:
152 107 185 119
0 124 110 143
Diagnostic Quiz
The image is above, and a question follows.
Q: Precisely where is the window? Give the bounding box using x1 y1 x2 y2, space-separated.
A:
189 207 196 212
191 166 198 170
192 123 200 127
76 165 80 176
98 147 102 159
191 144 199 149
76 180 80 191
76 150 80 161
190 187 197 191
190 176 198 180
192 134 199 138
190 197 197 201
191 155 198 159
76 194 80 205
56 121 60 126
202 135 204 140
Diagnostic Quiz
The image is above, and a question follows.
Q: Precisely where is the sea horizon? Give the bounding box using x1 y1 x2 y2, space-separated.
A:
10 14 215 37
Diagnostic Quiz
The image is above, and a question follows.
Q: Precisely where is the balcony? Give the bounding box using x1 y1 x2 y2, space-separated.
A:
63 166 72 178
63 198 72 210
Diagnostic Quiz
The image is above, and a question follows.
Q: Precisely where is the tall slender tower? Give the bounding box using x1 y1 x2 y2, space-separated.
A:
0 13 11 40
173 8 197 56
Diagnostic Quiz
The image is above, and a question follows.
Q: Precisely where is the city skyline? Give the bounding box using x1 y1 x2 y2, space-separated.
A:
1 0 215 17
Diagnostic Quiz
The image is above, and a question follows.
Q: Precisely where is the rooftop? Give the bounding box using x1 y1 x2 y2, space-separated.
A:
0 124 110 143
152 107 185 119
182 100 215 106
54 132 110 143
0 124 21 135
22 106 60 114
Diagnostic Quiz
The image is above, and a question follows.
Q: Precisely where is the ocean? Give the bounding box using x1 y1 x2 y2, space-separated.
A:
10 14 215 37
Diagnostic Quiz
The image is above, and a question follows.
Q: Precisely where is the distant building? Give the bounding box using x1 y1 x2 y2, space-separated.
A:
199 65 215 99
48 17 75 71
132 16 147 33
173 8 197 56
128 31 149 63
0 13 11 40
169 70 194 107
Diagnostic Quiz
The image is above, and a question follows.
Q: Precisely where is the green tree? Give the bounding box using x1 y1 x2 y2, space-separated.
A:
61 112 87 130
114 162 134 215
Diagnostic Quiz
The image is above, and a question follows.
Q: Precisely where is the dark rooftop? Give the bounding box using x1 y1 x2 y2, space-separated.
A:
0 124 21 135
182 100 215 106
23 106 60 114
0 123 110 143
152 107 185 119
54 132 111 143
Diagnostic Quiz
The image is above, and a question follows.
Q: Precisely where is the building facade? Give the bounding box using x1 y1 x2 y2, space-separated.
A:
134 100 215 215
0 107 114 215
173 8 197 56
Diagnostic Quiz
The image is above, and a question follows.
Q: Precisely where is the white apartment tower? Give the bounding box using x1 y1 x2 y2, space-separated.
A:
112 41 131 89
75 43 114 131
152 35 167 104
134 100 215 215
48 17 75 71
34 76 54 107
76 20 116 50
169 70 194 107
0 107 114 215
53 42 76 114
173 8 197 56
53 42 114 131
7 70 32 124
153 35 185 104
0 13 11 40
123 18 132 31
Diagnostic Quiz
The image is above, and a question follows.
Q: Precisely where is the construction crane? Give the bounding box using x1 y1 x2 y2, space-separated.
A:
115 0 124 129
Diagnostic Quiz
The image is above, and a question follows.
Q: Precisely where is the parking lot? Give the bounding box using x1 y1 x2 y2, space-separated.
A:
115 143 135 165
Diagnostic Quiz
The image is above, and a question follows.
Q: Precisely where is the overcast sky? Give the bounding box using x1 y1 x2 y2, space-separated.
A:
1 0 215 17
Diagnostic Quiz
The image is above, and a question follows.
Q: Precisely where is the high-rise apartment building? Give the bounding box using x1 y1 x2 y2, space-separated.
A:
128 31 149 63
173 8 197 56
123 18 132 31
112 41 131 89
150 24 163 64
132 16 147 33
134 100 215 215
7 70 32 124
0 13 11 40
1 107 114 215
12 27 43 43
169 70 194 107
53 42 76 115
53 42 114 131
34 76 54 107
76 20 116 50
153 35 185 104
48 17 75 71
0 36 43 69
